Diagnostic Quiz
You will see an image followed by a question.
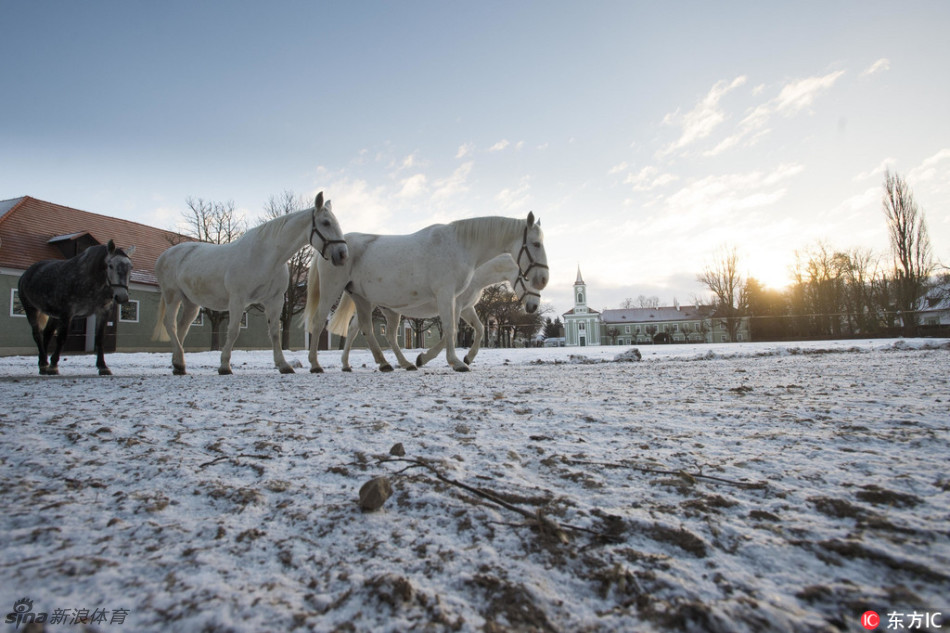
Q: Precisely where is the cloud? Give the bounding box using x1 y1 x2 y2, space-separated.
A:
432 161 473 200
495 176 532 211
861 58 891 77
909 148 950 184
489 139 510 152
637 163 804 238
608 161 628 176
773 70 846 115
312 176 392 233
701 70 846 157
396 173 427 199
660 75 747 156
625 165 678 191
456 143 474 159
852 157 896 182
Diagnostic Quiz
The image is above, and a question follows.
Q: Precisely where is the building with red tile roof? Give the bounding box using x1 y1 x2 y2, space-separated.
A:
1 196 275 359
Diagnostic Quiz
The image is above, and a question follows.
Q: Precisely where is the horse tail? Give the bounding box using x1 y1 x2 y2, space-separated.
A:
152 295 171 342
327 293 356 337
303 262 320 332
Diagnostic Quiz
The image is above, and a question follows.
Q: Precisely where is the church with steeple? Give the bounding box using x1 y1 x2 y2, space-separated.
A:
562 266 601 346
561 265 752 347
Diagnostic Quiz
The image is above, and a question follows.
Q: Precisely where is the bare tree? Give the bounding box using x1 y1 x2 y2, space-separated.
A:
883 170 934 332
183 197 246 244
261 191 314 349
697 246 745 341
178 198 247 350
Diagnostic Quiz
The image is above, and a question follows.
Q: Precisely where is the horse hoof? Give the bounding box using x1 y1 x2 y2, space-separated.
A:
404 364 418 371
173 364 187 375
463 357 473 366
218 368 233 375
342 367 353 373
380 364 394 373
279 366 295 375
310 366 324 374
99 368 113 376
415 354 424 367
453 364 471 373
45 367 60 376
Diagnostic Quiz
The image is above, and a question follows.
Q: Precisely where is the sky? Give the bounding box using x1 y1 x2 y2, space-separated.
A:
2 1 949 318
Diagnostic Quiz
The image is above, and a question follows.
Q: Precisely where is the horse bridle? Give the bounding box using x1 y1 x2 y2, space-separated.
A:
514 224 548 300
310 210 346 260
512 275 540 303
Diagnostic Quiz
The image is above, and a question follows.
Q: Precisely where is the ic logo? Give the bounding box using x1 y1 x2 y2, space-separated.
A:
861 610 881 630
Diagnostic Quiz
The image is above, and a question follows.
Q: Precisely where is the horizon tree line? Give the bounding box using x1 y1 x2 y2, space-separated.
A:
695 170 943 341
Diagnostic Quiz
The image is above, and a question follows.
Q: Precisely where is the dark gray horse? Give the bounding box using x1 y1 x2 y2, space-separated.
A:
18 240 135 375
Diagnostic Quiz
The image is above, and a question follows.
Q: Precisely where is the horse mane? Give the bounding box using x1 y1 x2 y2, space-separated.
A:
81 243 110 268
244 207 310 245
82 243 131 267
449 216 524 250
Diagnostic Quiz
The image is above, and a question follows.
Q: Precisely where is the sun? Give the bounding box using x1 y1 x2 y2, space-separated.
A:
745 254 793 291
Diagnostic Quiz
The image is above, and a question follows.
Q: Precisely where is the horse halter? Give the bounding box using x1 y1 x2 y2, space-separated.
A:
310 210 346 260
516 225 549 287
512 275 540 303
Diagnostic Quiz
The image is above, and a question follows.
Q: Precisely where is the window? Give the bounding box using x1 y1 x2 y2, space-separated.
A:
579 322 586 331
634 325 641 334
119 300 139 323
240 312 249 329
624 325 630 334
672 324 679 332
192 312 204 326
10 289 26 317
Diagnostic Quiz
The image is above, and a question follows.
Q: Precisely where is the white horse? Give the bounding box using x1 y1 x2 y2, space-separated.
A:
154 192 347 375
329 253 542 371
305 213 548 373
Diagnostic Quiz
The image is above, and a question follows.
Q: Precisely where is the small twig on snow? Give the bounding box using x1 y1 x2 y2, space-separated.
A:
378 456 570 544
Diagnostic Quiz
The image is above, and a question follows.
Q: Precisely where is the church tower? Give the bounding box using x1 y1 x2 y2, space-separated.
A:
574 266 587 312
562 265 600 346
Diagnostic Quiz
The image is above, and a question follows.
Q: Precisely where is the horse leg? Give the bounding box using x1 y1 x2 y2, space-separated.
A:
24 306 50 374
163 292 190 375
47 315 71 376
352 295 393 372
340 314 356 372
416 333 445 368
383 309 416 370
436 291 468 372
461 306 484 365
218 299 245 375
94 309 112 376
265 298 293 374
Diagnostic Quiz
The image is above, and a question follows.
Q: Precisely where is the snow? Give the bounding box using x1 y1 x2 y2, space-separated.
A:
1 338 948 632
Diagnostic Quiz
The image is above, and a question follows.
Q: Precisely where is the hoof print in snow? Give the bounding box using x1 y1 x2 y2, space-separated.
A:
359 476 393 512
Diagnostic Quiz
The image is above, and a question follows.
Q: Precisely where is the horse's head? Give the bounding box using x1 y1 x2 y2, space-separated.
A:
518 212 549 292
105 240 135 304
310 191 348 266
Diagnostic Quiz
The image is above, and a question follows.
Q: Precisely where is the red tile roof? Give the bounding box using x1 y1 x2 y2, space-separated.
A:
0 196 192 286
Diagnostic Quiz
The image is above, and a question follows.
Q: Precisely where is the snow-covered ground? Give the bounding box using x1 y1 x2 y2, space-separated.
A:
2 339 948 632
